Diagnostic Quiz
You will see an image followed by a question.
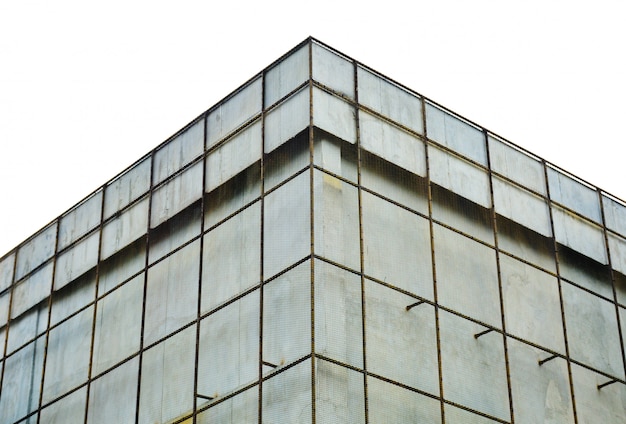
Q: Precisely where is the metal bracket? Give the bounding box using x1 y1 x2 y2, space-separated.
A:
474 328 495 339
263 361 278 368
597 379 619 390
538 354 558 366
405 300 426 311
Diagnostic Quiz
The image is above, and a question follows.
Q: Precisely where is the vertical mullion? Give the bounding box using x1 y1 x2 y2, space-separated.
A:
308 38 316 424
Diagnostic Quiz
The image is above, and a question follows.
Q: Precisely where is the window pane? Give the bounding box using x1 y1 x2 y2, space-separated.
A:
40 386 86 424
493 177 551 237
497 215 556 274
312 42 354 99
501 255 565 353
104 156 151 219
507 339 573 423
98 238 145 297
10 262 52 320
206 119 261 193
43 306 93 403
552 206 607 264
16 222 57 281
263 172 310 278
314 261 362 367
365 279 439 395
315 359 364 423
571 363 626 423
313 87 355 143
148 201 201 264
313 129 358 183
207 77 262 149
138 326 195 424
264 87 310 154
264 43 308 108
435 225 500 327
50 269 95 326
92 275 143 375
153 118 204 185
558 243 613 299
426 103 486 165
202 203 260 314
362 192 433 300
197 386 258 423
54 231 99 290
0 252 15 292
101 196 148 260
488 135 546 195
6 300 47 354
548 167 601 223
150 161 203 228
263 261 311 367
198 290 259 398
439 310 510 421
262 359 312 424
603 194 626 237
313 171 360 271
264 130 309 192
359 110 426 178
58 190 102 250
358 66 423 135
87 357 138 424
144 240 199 346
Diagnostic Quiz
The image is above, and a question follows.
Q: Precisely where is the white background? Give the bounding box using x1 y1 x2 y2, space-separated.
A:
1 0 624 256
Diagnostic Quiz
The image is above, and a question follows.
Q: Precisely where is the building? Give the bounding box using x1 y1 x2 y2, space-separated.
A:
1 37 625 423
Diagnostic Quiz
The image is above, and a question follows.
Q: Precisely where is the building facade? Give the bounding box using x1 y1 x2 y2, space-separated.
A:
0 37 625 423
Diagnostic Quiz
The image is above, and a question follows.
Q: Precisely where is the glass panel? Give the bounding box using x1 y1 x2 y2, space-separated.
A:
148 201 201 264
58 190 102 250
362 192 433 300
434 224 501 327
204 162 260 229
507 338 574 423
98 238 145 297
40 386 86 424
429 145 491 208
361 150 429 215
497 215 556 274
50 270 95 326
202 203 260 314
16 222 57 281
263 172 310 279
425 102 486 165
0 292 8 327
198 290 259 398
444 404 500 423
262 359 312 424
264 87 310 154
153 118 204 185
101 196 149 260
357 66 423 135
359 110 426 177
603 194 626 237
562 282 624 378
367 376 441 423
571 363 626 423
312 87 356 143
432 184 493 244
548 167 601 223
104 156 151 219
313 129 358 183
207 77 262 149
54 231 99 290
365 279 439 395
313 171 360 271
312 42 354 99
138 326 196 424
439 310 510 421
493 177 551 237
264 43 309 108
87 357 138 424
558 243 613 299
314 261 362 367
488 135 546 195
197 386 258 423
609 233 626 277
264 130 309 192
552 206 607 264
43 306 93 403
0 336 45 423
315 359 364 422
144 240 199 346
206 119 262 193
92 275 143 375
501 255 565 354
150 161 203 228
263 261 311 367
6 300 47 354
0 252 15 292
10 262 52 320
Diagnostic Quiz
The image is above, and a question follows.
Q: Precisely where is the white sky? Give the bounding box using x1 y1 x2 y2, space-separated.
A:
1 0 625 257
